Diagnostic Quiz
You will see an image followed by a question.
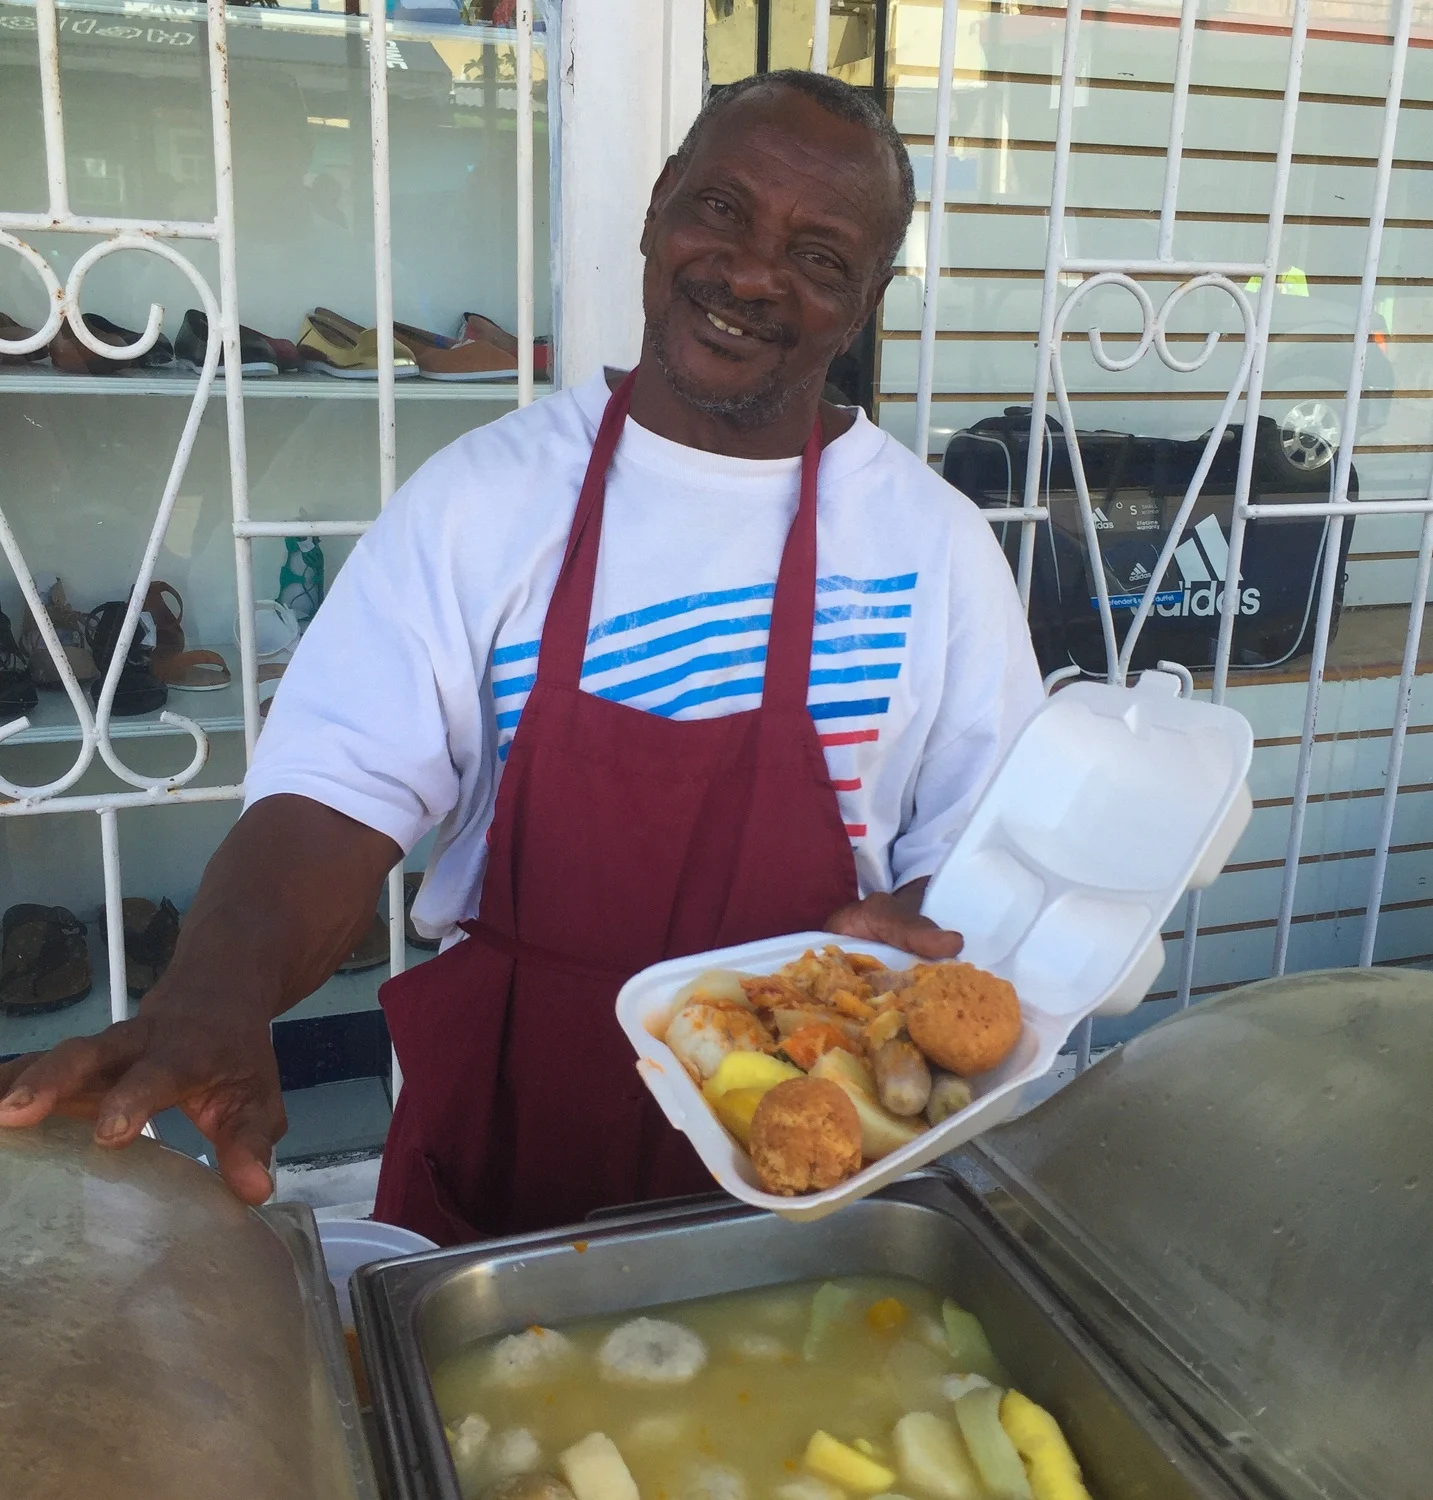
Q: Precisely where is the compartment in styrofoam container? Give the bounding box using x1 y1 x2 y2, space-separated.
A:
616 669 1253 1222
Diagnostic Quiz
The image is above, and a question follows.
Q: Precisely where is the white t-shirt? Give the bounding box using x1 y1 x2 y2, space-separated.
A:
244 370 1043 942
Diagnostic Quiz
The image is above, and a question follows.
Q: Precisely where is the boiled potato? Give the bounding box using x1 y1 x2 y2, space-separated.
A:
703 1052 801 1100
804 1432 896 1494
892 1412 983 1500
810 1048 877 1096
673 970 752 1007
811 1053 925 1159
559 1433 640 1500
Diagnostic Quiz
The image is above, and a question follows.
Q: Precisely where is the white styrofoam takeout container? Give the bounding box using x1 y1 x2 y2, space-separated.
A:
616 669 1255 1221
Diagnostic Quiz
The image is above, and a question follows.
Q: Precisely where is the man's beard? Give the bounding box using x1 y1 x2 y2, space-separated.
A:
646 280 816 430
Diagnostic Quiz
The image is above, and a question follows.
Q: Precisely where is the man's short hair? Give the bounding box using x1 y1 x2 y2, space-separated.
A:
673 69 915 277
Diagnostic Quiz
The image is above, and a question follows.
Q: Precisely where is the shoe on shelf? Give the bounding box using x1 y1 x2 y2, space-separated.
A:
100 896 181 999
0 607 38 724
143 580 231 692
267 336 302 374
297 308 418 380
384 315 518 382
337 913 390 973
0 904 91 1015
174 309 281 376
20 577 97 688
49 313 174 375
461 311 550 378
84 600 168 717
0 311 47 367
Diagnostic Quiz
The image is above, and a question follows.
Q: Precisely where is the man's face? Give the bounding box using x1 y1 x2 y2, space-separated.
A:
640 88 899 428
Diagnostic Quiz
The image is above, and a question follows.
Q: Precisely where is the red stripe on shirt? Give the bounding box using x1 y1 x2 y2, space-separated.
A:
820 728 879 747
830 778 862 792
844 822 868 837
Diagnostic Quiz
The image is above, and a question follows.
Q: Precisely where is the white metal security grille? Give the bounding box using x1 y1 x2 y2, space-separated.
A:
803 0 1428 1066
0 0 540 1055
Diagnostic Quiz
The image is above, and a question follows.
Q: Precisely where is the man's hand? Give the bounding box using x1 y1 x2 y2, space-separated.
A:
825 878 962 960
0 795 399 1205
0 993 285 1204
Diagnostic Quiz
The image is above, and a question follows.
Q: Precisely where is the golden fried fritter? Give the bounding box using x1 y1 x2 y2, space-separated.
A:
904 963 1022 1076
748 1077 862 1195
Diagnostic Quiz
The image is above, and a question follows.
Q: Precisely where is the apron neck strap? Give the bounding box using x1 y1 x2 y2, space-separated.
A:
536 369 823 713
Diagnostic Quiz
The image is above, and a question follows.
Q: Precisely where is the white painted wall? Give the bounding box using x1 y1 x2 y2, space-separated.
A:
556 0 705 383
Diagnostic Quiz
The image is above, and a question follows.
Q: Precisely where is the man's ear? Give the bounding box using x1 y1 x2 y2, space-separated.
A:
639 156 680 258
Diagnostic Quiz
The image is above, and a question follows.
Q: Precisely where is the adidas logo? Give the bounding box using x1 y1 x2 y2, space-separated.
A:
1128 562 1151 583
1092 507 1113 530
1154 516 1262 618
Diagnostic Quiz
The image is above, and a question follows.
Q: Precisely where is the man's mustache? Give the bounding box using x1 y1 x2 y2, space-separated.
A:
677 278 798 349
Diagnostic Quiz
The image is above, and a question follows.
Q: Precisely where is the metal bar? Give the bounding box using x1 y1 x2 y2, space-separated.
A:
978 506 1051 522
234 520 374 538
368 0 397 507
34 0 68 219
1060 258 1269 276
914 0 959 469
206 0 260 765
516 0 535 409
1270 0 1412 975
1360 505 1433 967
1242 499 1433 519
99 808 127 1025
1074 1017 1092 1074
1019 0 1083 610
0 212 219 239
811 0 831 73
1176 887 1201 1008
0 785 243 819
1210 0 1307 711
1156 0 1199 262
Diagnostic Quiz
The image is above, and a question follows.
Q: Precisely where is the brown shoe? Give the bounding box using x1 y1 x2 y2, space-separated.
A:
462 311 550 377
337 914 390 973
0 311 46 366
387 316 518 382
50 313 174 375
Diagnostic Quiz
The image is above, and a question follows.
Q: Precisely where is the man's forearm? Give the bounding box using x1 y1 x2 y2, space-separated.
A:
157 794 402 1022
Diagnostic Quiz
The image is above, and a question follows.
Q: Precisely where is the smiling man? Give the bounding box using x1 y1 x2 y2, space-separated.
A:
0 71 1041 1241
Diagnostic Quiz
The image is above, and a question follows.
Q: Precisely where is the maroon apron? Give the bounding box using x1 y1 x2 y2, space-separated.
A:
373 372 859 1243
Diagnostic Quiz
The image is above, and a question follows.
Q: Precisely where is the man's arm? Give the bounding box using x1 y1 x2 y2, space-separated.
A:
0 795 399 1204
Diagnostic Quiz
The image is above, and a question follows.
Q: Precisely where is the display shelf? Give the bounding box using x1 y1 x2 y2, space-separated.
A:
0 366 547 402
1 646 249 745
0 924 429 1059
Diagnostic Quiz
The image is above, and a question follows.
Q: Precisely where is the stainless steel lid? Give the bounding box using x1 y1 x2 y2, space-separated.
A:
972 967 1433 1500
1 1117 377 1500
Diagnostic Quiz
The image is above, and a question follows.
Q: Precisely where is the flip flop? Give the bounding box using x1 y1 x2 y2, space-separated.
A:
403 872 440 951
144 580 231 692
337 914 389 973
101 897 181 998
0 904 92 1014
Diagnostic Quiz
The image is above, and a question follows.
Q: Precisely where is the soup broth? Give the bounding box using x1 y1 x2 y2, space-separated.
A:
430 1276 1002 1500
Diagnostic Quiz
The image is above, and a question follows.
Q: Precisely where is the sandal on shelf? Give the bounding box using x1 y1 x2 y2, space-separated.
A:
0 311 47 366
403 871 440 951
337 913 390 974
257 662 285 722
85 600 168 717
143 580 231 692
20 577 97 686
0 607 38 724
0 904 92 1014
101 896 181 999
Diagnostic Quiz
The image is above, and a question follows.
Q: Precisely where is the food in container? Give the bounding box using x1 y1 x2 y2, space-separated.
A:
660 945 1024 1196
427 1276 1091 1500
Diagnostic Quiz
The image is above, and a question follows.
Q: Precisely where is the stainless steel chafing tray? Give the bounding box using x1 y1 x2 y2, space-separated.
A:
353 968 1433 1500
352 1173 1244 1500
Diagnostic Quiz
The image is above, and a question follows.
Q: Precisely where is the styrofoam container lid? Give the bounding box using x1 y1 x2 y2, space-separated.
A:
616 669 1254 1222
317 1219 436 1327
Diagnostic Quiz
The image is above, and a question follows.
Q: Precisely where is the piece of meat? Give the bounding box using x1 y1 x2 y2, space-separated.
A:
780 1022 860 1071
747 1077 863 1196
872 1038 932 1117
665 1002 772 1082
905 963 1022 1076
